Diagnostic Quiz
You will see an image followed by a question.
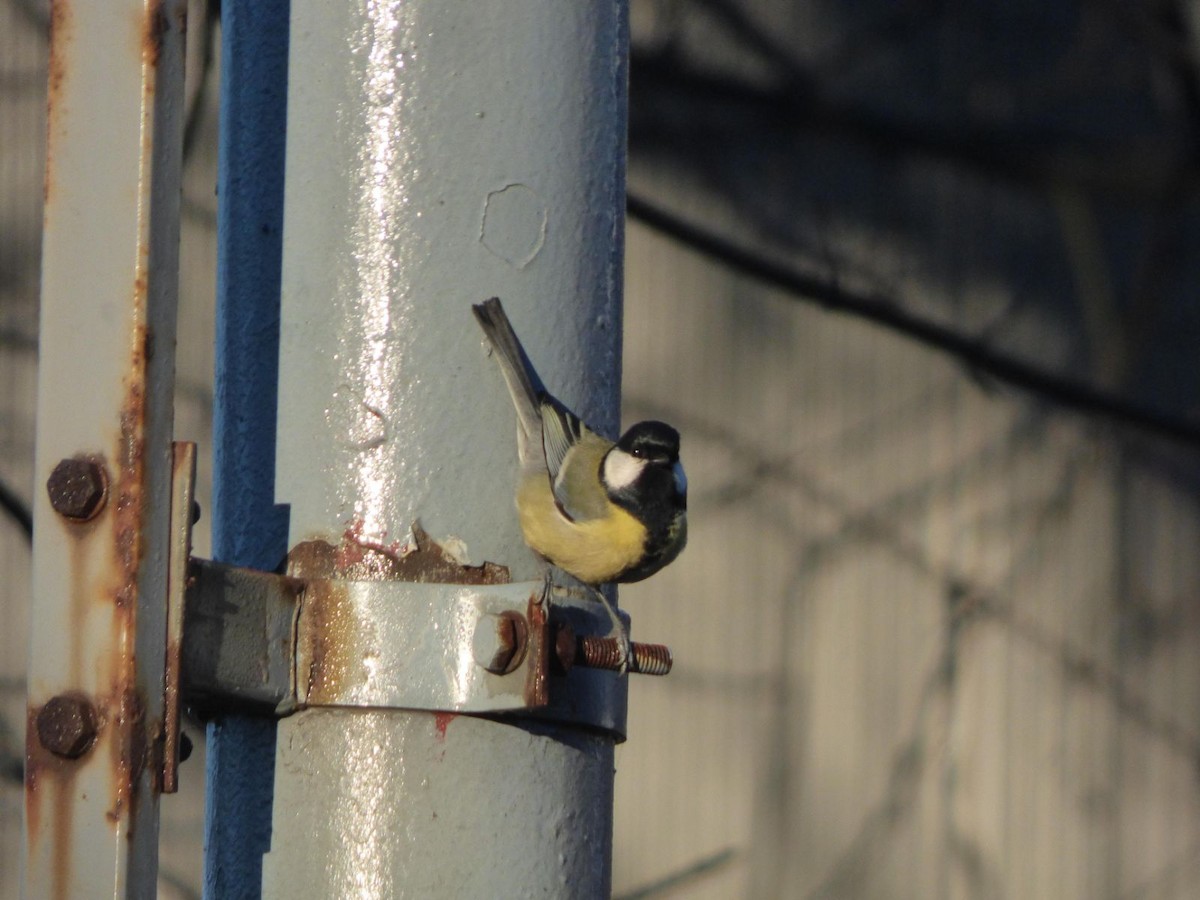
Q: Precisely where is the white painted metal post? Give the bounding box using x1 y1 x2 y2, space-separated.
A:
260 3 628 896
24 1 186 896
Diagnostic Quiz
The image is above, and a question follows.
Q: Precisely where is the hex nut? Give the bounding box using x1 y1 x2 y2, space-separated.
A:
36 694 98 759
46 458 108 521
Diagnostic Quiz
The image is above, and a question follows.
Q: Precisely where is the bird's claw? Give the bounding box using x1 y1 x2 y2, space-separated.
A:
612 626 632 677
589 584 632 677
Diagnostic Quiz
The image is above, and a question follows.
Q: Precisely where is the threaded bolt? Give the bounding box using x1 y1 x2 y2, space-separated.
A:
46 458 108 521
36 694 98 759
576 636 673 676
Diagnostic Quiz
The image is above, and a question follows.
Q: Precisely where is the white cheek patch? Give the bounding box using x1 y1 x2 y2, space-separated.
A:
673 462 688 495
603 449 646 492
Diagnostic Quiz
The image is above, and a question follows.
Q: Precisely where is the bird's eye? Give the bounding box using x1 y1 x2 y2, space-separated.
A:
630 448 645 459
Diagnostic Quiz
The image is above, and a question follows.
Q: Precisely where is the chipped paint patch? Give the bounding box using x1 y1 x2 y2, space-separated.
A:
433 712 457 740
480 183 547 268
289 522 509 584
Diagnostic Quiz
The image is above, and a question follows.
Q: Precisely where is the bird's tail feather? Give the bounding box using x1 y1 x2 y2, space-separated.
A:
472 297 543 458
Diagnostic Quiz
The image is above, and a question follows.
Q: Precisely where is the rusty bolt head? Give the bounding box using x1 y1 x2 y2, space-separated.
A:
472 611 528 675
46 458 108 521
36 694 98 759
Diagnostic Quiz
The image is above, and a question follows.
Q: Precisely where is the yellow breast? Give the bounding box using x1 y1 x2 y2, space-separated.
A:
516 472 646 584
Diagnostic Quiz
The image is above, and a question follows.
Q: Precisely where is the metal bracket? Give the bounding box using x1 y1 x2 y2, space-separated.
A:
162 462 672 777
177 560 670 741
162 441 196 793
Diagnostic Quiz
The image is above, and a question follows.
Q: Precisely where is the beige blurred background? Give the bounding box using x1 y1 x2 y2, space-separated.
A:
5 1 1200 898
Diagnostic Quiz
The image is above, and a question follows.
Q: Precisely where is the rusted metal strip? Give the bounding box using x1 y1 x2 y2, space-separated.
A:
25 1 187 895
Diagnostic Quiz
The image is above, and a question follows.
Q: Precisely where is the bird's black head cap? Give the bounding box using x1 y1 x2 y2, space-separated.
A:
617 421 680 464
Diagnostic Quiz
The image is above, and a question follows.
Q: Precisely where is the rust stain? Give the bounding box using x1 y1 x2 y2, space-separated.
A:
29 7 174 867
433 712 457 741
32 325 160 878
107 687 149 830
525 593 550 708
289 522 510 584
24 707 47 848
43 441 114 892
106 359 153 837
26 702 88 900
64 463 108 685
112 331 148 613
141 0 167 67
43 0 74 209
301 579 355 703
291 523 509 705
160 633 181 792
82 339 154 842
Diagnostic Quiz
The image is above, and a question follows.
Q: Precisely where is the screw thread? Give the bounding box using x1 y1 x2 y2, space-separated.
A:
630 642 673 676
577 636 673 676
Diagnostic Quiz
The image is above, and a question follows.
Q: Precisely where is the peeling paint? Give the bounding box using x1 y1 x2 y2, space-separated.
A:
289 522 510 584
433 712 456 740
480 183 547 268
329 384 390 451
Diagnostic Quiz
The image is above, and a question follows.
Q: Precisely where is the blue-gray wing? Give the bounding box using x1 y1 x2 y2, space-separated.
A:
540 398 612 522
540 396 583 483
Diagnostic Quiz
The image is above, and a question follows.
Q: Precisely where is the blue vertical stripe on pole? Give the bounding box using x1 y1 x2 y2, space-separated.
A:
206 1 291 897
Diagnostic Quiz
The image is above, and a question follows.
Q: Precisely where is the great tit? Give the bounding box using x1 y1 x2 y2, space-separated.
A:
473 298 688 667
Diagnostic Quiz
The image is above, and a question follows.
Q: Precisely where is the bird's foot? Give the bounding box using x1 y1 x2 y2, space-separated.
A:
591 585 631 677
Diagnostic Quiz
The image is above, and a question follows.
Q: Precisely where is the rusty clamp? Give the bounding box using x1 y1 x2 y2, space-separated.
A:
182 566 640 729
179 568 650 736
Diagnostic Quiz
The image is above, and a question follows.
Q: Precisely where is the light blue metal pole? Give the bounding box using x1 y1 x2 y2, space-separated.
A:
206 2 290 897
260 3 630 896
206 2 628 895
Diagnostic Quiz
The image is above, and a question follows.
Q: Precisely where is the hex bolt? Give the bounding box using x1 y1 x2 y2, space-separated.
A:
472 611 528 675
36 694 99 759
576 636 673 676
46 458 108 521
